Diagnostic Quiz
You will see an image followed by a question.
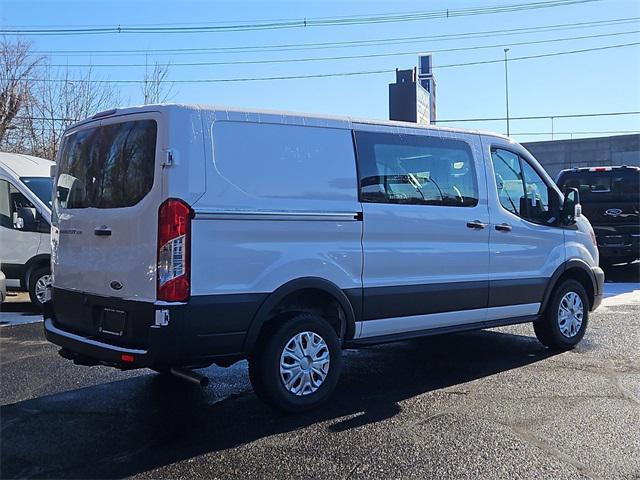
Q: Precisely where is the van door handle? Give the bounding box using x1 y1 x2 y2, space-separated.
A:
495 223 512 232
94 227 112 237
466 220 488 229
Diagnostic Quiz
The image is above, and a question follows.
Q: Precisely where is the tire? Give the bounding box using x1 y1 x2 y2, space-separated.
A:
534 279 589 351
248 313 342 413
28 266 51 310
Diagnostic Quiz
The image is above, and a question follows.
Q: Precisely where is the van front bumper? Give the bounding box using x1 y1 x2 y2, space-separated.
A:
43 288 266 369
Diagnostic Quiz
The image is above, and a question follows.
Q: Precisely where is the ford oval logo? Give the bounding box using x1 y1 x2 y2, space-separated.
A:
604 208 623 217
110 281 123 291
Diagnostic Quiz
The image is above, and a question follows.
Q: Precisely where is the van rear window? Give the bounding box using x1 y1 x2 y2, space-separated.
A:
56 120 157 209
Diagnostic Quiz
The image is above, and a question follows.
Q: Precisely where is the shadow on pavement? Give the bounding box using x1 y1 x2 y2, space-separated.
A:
0 300 40 315
602 260 640 283
1 329 556 479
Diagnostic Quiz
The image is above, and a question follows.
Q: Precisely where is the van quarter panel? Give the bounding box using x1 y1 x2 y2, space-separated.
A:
165 107 206 205
189 119 363 297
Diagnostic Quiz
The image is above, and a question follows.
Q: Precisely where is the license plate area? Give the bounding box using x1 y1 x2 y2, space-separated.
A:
99 308 127 336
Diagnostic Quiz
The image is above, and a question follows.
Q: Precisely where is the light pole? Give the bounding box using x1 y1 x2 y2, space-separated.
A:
504 48 510 136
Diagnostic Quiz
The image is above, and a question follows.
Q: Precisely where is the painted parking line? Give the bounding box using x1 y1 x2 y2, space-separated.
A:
601 282 640 307
0 310 42 327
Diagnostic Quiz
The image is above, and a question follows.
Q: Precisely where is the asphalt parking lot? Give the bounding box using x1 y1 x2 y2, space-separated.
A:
1 264 639 479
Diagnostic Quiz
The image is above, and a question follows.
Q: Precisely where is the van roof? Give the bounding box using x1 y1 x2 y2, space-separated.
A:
0 152 54 178
76 103 513 142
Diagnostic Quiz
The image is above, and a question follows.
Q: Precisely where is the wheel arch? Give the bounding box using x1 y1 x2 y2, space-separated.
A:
243 277 358 354
23 254 50 290
540 259 597 314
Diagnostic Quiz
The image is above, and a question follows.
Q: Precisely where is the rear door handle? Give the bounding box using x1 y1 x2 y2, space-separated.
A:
466 220 488 229
495 223 512 232
94 227 112 237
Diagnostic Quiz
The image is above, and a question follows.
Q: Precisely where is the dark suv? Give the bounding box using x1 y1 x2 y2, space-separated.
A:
556 166 640 265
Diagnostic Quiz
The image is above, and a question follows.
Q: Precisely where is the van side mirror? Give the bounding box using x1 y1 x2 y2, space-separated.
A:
50 164 57 178
561 187 581 225
13 207 38 231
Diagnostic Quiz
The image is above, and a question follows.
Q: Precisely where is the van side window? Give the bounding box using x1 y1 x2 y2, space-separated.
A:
521 160 551 222
354 131 478 207
0 180 11 228
491 148 556 224
490 149 525 215
0 179 42 231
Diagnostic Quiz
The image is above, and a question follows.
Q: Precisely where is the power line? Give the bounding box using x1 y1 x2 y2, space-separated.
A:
19 41 640 84
14 111 640 124
513 130 640 135
1 0 598 36
29 17 637 57
41 30 640 68
437 111 640 123
4 2 601 29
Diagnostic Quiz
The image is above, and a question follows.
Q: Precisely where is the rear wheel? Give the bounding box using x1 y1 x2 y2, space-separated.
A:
534 279 589 350
248 313 342 413
28 266 51 310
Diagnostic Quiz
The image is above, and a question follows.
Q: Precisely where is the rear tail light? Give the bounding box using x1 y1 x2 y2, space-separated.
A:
157 198 192 302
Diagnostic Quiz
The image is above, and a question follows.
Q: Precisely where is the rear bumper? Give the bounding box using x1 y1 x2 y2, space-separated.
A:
591 266 604 311
44 318 149 366
43 288 266 369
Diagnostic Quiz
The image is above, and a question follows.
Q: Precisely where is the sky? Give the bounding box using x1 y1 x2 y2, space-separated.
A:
2 0 640 143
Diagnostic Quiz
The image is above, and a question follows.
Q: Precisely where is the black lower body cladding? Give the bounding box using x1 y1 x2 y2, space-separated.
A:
44 288 267 369
44 266 604 369
591 266 604 311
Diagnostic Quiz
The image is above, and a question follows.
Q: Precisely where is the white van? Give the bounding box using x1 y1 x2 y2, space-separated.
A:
44 105 604 412
0 153 54 308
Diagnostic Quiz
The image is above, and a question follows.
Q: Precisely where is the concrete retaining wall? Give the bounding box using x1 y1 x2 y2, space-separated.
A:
522 134 640 179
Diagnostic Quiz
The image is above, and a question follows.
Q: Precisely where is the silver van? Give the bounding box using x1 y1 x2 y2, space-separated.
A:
44 105 604 412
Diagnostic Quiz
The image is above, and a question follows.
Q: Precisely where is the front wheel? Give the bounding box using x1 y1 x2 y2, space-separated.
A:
28 266 51 310
248 313 342 413
534 279 589 350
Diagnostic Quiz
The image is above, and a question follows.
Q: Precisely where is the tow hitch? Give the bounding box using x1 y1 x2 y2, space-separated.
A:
58 348 99 366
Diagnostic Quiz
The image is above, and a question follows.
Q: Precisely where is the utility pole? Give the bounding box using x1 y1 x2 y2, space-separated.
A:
504 48 510 136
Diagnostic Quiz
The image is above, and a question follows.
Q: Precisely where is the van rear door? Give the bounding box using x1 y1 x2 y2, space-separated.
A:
52 113 165 302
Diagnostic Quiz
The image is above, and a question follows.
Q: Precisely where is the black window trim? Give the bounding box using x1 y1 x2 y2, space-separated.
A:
56 118 159 210
353 128 480 208
490 145 563 228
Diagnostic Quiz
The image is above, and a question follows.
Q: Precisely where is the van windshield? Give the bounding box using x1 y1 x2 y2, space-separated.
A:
21 177 53 208
557 169 640 201
56 120 157 209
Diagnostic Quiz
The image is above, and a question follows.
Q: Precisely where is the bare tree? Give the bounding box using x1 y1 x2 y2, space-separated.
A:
27 65 122 159
142 58 174 104
0 37 43 145
0 37 123 159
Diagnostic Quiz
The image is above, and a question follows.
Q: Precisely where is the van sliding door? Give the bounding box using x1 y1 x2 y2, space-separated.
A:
354 127 490 339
